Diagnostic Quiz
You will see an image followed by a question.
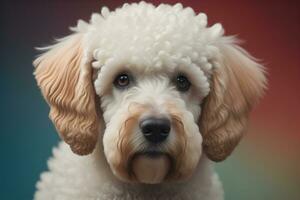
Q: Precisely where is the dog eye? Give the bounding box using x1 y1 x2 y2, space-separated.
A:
114 73 130 89
175 75 191 92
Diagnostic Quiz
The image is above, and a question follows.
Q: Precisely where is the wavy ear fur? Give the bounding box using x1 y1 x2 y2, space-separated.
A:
200 40 267 162
34 34 100 155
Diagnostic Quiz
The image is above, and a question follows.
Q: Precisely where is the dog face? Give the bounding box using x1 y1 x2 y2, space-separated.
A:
99 62 206 183
34 3 266 184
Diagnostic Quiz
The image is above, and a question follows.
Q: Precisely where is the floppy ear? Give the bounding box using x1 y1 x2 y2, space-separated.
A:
34 34 100 155
200 40 267 162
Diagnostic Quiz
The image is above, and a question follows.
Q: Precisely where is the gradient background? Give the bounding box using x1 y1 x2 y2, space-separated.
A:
1 0 299 199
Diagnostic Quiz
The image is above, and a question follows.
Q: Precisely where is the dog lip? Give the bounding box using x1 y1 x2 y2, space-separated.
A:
141 150 165 158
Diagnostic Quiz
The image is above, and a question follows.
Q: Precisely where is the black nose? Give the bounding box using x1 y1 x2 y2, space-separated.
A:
139 117 171 144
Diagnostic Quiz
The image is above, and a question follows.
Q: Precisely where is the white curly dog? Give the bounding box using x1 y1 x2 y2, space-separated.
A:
33 2 266 200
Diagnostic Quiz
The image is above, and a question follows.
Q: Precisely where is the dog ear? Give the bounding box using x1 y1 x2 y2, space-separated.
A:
199 40 267 162
34 34 101 155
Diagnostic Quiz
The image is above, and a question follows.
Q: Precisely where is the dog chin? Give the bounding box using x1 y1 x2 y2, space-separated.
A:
130 151 172 184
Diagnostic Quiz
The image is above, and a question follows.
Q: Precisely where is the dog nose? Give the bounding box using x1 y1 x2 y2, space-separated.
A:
139 118 171 143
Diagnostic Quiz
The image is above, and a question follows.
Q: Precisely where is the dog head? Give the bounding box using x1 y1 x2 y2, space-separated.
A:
34 3 266 184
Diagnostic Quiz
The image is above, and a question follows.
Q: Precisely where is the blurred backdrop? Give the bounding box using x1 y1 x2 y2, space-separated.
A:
0 0 299 199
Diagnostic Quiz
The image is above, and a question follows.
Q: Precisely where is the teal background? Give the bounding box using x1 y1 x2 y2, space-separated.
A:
0 0 299 200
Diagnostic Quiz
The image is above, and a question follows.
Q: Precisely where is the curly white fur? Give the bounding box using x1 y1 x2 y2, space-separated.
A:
34 2 266 200
76 2 225 97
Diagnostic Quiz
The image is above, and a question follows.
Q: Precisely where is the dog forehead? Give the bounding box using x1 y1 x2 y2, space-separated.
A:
78 2 224 74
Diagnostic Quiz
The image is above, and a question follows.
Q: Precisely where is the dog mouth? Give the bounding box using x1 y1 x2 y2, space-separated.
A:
129 150 173 184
